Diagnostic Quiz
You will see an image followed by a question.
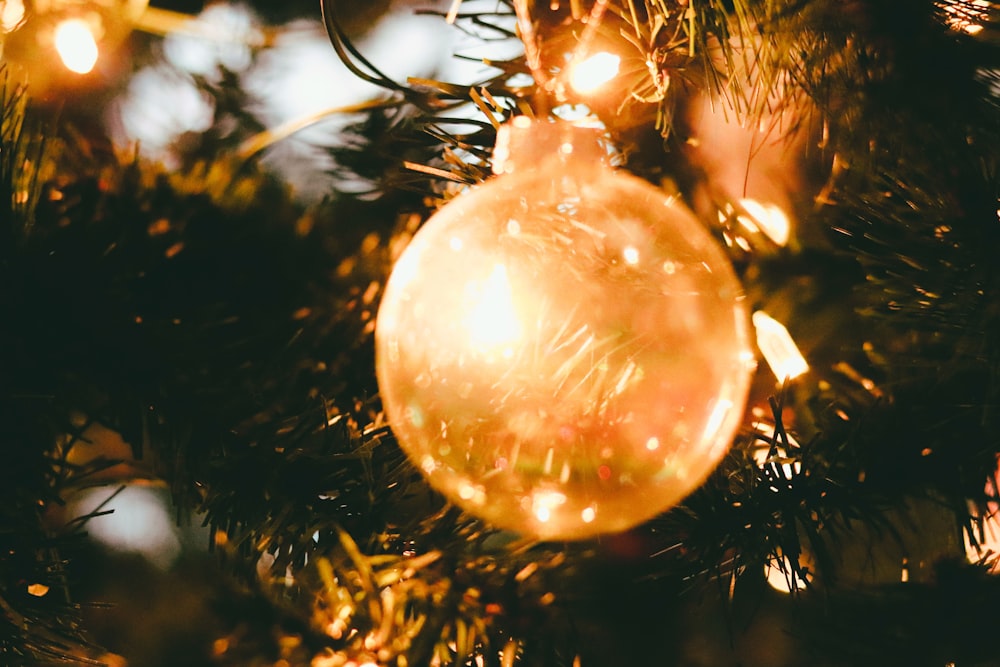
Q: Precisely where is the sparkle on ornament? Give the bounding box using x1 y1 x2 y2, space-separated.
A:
569 52 621 93
55 19 100 73
532 489 568 523
752 311 809 382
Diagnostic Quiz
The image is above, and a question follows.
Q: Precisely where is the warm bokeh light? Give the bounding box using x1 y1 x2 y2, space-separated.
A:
27 583 50 597
569 51 620 93
939 0 990 34
54 18 100 73
752 310 809 382
67 485 182 569
161 2 262 76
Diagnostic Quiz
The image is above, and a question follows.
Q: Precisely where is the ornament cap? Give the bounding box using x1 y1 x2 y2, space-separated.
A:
492 117 608 175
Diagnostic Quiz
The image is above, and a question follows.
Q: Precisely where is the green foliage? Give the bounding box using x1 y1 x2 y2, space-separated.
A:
1 0 1000 665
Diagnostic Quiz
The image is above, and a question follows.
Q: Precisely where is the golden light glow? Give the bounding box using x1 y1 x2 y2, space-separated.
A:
765 553 812 594
738 198 790 247
569 52 620 94
54 18 99 73
966 507 1000 572
464 263 522 357
27 583 50 597
940 0 990 34
1 0 25 32
752 311 809 381
531 489 567 523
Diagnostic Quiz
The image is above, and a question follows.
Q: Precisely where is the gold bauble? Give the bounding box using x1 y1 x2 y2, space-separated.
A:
375 118 754 540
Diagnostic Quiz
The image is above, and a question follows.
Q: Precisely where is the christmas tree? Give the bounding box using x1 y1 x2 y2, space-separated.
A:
2 0 999 665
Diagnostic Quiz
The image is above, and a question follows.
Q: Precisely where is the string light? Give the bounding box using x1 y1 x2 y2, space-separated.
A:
752 311 809 382
54 18 100 73
737 198 790 247
569 51 620 93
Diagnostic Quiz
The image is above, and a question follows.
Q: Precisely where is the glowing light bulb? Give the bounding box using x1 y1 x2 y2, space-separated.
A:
1 0 25 32
569 52 620 94
752 311 809 382
738 198 790 247
54 18 99 73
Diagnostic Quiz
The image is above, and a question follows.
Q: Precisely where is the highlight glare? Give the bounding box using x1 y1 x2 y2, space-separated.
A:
738 198 790 247
1 0 25 32
54 18 99 73
464 263 522 357
765 554 812 594
569 52 620 94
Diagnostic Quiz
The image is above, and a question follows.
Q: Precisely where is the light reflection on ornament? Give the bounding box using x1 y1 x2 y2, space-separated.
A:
569 51 621 93
375 119 754 540
54 18 99 73
752 310 809 382
531 489 568 523
463 263 522 357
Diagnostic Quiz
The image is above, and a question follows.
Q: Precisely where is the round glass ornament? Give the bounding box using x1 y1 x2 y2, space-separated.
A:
375 117 755 540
